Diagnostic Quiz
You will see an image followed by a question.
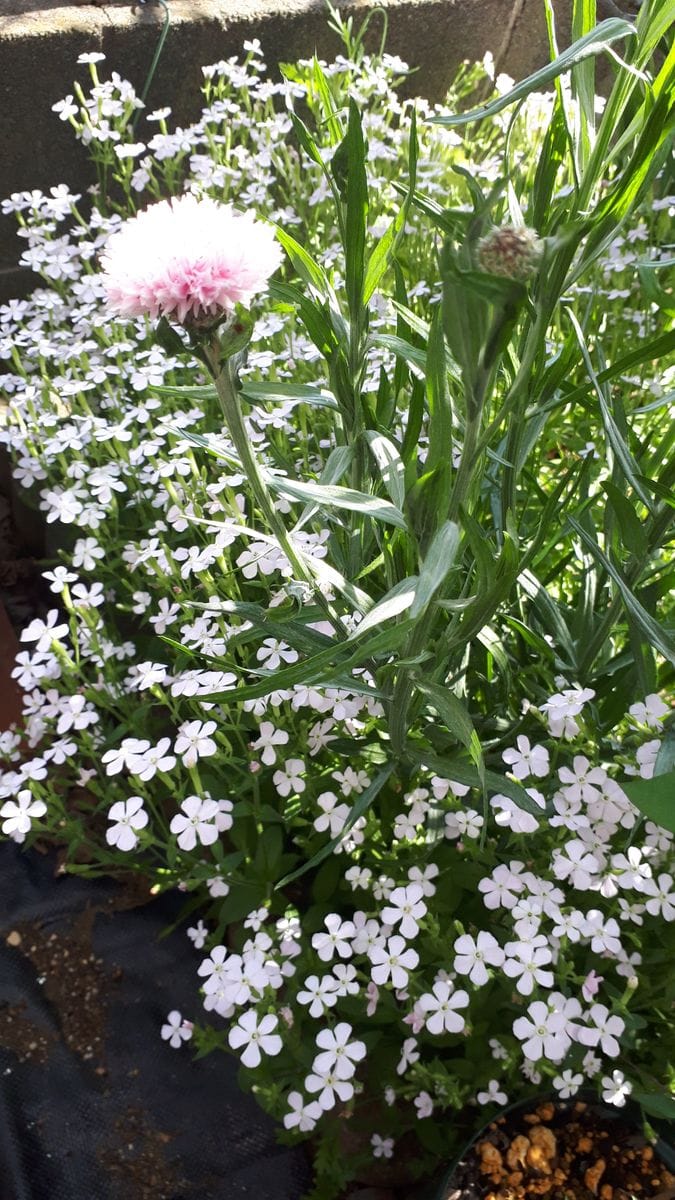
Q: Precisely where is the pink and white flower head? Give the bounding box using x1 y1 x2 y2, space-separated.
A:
100 194 282 325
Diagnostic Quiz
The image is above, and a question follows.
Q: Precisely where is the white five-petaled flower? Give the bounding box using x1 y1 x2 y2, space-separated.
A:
642 873 675 921
407 863 439 896
332 766 370 796
602 1069 633 1107
397 1036 419 1075
628 694 669 728
577 1004 624 1058
371 1133 395 1159
453 931 504 987
512 1000 571 1062
105 795 149 851
256 638 298 670
369 935 419 990
101 738 150 777
127 736 176 781
228 1010 282 1068
311 914 355 962
490 792 542 834
478 862 526 910
502 736 549 779
503 938 554 996
313 791 350 838
418 980 469 1035
21 610 69 653
252 720 289 765
312 1023 366 1080
283 1091 322 1132
414 1091 433 1119
553 1069 583 1098
539 687 595 738
170 795 219 851
174 720 218 768
161 1010 193 1049
187 920 208 949
444 808 484 840
198 945 229 992
477 1080 508 1105
0 790 47 843
297 974 339 1018
381 883 427 939
305 1067 354 1111
272 758 306 797
552 840 600 890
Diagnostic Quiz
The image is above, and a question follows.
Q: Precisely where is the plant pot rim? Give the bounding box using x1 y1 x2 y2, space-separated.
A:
435 1089 675 1200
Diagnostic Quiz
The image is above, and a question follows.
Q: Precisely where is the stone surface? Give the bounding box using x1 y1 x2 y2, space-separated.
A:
0 0 577 300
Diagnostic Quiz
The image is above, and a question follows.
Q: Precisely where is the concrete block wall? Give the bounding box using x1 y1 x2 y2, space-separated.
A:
0 0 579 299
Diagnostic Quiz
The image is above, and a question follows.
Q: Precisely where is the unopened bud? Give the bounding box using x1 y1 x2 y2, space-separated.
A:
627 974 639 991
478 224 543 281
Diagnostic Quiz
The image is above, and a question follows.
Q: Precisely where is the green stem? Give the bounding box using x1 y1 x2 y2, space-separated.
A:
204 343 348 639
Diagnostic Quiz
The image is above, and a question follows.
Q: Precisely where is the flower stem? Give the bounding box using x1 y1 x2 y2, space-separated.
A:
205 343 347 638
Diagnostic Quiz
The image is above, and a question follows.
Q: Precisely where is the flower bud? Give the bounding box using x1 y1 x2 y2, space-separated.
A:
478 224 543 281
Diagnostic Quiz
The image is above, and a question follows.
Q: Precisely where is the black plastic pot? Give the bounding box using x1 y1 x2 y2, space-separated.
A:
436 1091 675 1200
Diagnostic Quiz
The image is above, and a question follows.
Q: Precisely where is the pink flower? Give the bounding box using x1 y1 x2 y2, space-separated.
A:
101 195 282 324
365 981 379 1016
582 970 603 1002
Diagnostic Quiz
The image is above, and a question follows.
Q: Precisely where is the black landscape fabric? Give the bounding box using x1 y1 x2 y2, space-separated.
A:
0 843 312 1200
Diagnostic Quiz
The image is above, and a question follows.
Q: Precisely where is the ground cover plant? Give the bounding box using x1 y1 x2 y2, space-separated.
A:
1 1 674 1195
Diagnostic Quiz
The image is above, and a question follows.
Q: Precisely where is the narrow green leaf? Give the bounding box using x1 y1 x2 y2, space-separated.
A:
275 764 396 888
558 329 675 408
152 382 218 402
363 109 417 304
425 307 453 472
416 679 485 785
654 724 675 778
571 0 597 171
568 517 675 665
519 568 576 664
269 279 338 359
292 445 354 532
337 97 368 321
311 55 344 145
275 225 331 296
566 309 653 512
411 521 461 619
364 432 406 509
240 381 339 411
347 577 418 641
429 19 636 126
407 747 545 817
286 107 325 168
208 620 413 704
264 473 408 530
603 480 648 558
370 333 426 380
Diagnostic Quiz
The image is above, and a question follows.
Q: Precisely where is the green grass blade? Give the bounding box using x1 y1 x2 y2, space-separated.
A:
568 517 675 664
429 19 637 127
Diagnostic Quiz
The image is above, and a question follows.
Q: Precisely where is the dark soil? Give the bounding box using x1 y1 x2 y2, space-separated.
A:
97 1106 187 1199
0 1000 56 1064
4 908 117 1066
446 1099 675 1200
